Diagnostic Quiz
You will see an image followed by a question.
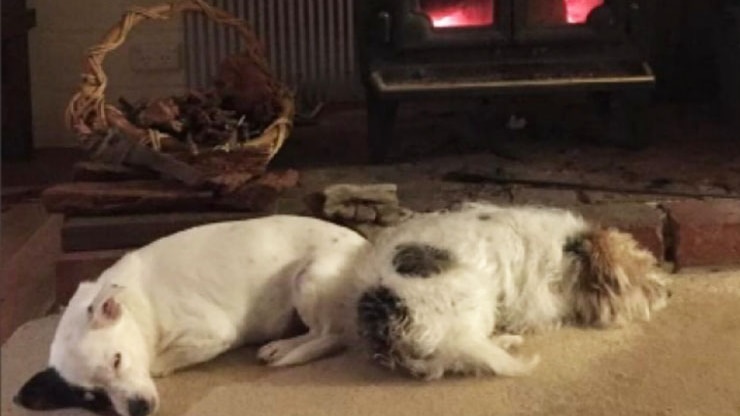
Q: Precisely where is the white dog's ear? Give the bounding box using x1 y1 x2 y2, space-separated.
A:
88 284 125 329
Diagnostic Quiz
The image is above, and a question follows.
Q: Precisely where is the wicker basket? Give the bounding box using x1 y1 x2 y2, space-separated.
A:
65 0 294 190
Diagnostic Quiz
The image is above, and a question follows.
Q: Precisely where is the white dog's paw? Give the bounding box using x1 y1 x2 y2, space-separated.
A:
492 334 524 350
257 339 294 365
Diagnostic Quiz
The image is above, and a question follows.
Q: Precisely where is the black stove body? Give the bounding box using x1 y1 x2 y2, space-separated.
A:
354 0 655 161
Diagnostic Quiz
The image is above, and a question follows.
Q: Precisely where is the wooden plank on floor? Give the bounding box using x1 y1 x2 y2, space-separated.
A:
61 212 262 252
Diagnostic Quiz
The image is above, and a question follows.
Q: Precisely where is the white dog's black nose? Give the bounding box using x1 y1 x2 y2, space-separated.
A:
127 398 151 416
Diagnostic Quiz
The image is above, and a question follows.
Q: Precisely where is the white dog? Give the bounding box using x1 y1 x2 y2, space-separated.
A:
15 215 369 416
355 203 669 380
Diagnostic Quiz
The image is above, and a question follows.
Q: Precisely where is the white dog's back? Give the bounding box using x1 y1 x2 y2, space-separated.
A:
96 215 368 345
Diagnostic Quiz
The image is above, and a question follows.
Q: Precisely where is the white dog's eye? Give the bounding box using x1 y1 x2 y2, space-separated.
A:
113 353 122 370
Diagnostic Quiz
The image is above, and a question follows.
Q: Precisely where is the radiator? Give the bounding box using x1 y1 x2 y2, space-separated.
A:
183 0 361 103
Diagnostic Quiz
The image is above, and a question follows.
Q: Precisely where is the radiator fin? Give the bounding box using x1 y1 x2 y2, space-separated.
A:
184 0 360 102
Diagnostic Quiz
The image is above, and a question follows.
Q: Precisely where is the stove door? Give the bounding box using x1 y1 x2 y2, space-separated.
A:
514 0 626 43
395 0 511 50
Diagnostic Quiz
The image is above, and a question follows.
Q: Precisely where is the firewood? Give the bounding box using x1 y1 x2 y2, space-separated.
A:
82 129 205 187
73 161 157 182
137 97 182 133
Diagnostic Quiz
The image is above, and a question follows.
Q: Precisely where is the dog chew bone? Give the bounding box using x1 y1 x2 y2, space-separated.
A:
322 183 401 224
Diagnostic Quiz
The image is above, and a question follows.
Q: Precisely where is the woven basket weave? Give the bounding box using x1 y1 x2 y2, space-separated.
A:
65 0 294 188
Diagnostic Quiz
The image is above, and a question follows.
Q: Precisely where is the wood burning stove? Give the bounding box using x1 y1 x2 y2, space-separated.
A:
355 0 655 161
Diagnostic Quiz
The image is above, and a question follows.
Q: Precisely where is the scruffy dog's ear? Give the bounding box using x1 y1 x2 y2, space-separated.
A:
88 284 125 329
14 367 112 412
568 227 667 326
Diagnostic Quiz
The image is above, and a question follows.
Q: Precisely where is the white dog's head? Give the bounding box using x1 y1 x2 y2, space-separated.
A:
16 282 158 416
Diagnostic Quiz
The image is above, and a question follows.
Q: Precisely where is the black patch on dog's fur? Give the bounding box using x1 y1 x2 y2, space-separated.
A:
15 367 112 412
564 234 587 256
478 214 491 221
392 243 453 278
357 286 410 368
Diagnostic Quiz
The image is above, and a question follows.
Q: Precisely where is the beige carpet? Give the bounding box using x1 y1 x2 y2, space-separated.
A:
3 271 740 416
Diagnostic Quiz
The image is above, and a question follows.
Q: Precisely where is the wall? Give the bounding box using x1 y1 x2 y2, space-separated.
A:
28 0 187 148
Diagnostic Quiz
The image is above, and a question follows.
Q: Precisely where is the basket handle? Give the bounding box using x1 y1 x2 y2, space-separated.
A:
65 0 282 137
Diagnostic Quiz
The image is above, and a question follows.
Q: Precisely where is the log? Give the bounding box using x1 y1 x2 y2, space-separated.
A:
84 129 205 187
73 161 157 182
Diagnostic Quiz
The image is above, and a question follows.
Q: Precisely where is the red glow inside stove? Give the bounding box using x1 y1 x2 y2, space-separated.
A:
419 0 494 28
565 0 604 24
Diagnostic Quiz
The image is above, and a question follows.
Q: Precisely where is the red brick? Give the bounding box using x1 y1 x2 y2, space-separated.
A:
576 203 665 262
663 199 740 269
55 250 126 307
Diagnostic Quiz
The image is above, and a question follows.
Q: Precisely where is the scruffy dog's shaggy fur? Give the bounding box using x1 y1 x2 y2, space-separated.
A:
355 203 669 380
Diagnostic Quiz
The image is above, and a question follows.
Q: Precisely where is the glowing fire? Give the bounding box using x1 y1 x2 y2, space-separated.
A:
565 0 604 24
421 0 494 28
422 0 603 29
430 10 478 27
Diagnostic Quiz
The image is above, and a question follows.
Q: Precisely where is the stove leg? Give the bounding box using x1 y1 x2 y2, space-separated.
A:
599 91 652 149
367 97 398 163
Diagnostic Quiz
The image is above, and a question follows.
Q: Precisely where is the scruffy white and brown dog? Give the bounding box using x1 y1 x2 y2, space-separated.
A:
356 203 669 380
15 215 369 416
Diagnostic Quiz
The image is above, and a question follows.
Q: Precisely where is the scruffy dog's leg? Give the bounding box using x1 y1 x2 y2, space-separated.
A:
492 334 525 350
456 337 539 378
401 336 539 380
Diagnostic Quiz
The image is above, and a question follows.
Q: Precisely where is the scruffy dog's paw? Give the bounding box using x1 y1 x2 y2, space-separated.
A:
496 353 541 377
516 354 541 375
524 354 541 371
257 339 293 364
150 364 174 378
492 334 524 350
